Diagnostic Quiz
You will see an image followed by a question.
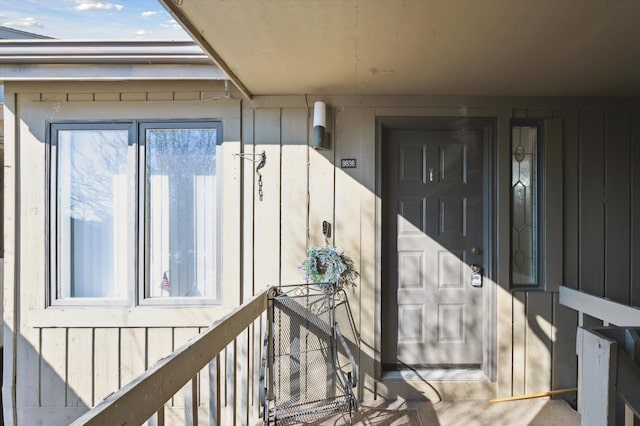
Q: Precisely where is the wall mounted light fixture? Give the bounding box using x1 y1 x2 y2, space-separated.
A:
313 101 330 150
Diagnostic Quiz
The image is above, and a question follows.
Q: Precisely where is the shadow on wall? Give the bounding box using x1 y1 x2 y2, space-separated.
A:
6 321 213 425
5 333 89 425
248 109 576 404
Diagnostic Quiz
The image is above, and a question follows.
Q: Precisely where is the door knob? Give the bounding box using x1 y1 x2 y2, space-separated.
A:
471 247 481 255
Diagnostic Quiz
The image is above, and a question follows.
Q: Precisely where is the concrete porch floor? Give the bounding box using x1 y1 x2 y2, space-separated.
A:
315 398 580 425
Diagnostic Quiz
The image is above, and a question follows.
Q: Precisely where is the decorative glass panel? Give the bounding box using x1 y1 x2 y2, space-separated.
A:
57 129 129 298
145 127 219 299
511 126 538 286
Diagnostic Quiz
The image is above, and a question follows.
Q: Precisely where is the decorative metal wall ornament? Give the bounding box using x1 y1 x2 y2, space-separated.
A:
234 151 267 201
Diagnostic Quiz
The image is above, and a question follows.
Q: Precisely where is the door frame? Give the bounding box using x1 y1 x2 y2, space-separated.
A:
375 115 497 382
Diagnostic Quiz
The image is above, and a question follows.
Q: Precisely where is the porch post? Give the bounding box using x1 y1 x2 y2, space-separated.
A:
579 328 617 426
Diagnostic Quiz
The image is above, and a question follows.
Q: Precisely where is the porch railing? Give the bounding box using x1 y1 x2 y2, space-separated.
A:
559 286 640 426
70 288 270 426
577 327 640 426
559 286 640 327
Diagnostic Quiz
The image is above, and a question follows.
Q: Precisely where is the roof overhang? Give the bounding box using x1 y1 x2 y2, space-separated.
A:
0 40 225 81
159 0 640 97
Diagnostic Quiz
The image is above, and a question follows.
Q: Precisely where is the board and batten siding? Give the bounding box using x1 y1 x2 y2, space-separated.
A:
570 109 640 307
240 100 639 401
2 81 245 425
4 79 640 424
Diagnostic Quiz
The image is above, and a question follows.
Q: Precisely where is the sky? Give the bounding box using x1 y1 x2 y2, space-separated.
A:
0 0 191 40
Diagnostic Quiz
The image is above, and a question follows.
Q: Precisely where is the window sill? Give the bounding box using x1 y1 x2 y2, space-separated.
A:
138 297 222 307
510 286 546 293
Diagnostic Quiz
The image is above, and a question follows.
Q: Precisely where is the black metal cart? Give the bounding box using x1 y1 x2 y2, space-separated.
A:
261 283 358 425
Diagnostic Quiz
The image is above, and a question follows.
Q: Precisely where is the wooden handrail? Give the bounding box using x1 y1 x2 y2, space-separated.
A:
559 286 640 326
71 288 270 426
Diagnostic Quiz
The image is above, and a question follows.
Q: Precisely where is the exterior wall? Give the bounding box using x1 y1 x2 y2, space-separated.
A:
559 109 640 309
2 81 243 425
241 100 574 402
4 80 640 424
241 97 639 403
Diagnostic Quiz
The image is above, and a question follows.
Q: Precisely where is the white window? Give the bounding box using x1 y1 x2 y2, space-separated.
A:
49 121 222 305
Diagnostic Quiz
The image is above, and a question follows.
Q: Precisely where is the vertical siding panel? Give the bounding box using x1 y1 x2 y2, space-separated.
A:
250 320 262 425
236 329 249 426
354 108 376 398
3 89 19 421
221 101 243 309
333 107 364 396
146 328 173 366
555 109 580 288
579 110 606 296
94 328 119 403
253 109 282 286
209 354 221 425
224 342 236 426
552 293 578 398
543 118 564 292
496 109 513 397
169 328 200 424
604 109 631 304
512 293 527 396
242 106 259 425
16 333 41 408
196 327 214 423
524 293 553 394
15 90 49 413
120 328 146 388
40 328 67 407
280 108 309 283
305 103 334 402
146 328 173 425
241 106 255 299
308 106 335 248
360 108 376 387
67 329 93 407
632 109 640 306
218 346 228 426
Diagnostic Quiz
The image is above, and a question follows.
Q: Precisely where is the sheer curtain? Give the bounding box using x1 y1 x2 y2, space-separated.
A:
146 128 219 300
57 129 128 298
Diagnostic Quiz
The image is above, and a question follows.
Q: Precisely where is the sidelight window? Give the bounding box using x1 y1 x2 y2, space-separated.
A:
510 122 541 288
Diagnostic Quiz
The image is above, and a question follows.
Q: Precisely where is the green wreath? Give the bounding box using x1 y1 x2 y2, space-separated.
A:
300 246 359 290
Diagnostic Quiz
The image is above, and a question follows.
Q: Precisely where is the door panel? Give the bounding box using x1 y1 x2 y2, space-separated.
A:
382 125 484 368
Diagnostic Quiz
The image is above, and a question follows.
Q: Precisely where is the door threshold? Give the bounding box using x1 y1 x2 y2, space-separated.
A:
382 368 489 382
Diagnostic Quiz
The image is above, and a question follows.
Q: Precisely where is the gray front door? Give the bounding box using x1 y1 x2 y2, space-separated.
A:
382 119 486 368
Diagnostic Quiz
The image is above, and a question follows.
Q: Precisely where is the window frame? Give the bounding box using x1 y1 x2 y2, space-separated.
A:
509 118 545 291
137 121 223 306
47 120 223 307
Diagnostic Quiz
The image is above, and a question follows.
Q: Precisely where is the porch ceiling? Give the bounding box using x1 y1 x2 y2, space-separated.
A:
161 0 640 98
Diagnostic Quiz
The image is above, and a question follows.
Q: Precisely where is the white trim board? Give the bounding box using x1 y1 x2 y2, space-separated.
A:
559 286 640 326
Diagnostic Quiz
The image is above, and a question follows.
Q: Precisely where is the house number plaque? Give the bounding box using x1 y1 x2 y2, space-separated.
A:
340 158 357 169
